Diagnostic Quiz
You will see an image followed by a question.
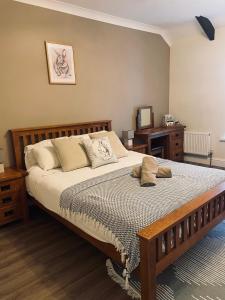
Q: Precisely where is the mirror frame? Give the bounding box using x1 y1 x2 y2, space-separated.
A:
136 106 154 130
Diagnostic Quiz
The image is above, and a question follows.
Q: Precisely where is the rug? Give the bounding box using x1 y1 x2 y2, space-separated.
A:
106 220 225 300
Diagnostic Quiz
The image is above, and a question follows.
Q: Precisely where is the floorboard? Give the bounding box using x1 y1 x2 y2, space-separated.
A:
0 209 130 300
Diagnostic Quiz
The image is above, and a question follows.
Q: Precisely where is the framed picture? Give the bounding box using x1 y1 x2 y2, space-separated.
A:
45 42 76 84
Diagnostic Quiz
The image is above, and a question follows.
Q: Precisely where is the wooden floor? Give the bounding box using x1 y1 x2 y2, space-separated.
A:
0 209 130 300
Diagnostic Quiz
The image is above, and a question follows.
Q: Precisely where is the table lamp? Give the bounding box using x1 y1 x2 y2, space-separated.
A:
0 148 4 173
122 130 134 147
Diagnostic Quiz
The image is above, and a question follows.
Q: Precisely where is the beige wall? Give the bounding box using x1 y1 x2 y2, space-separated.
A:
170 27 225 166
0 0 169 166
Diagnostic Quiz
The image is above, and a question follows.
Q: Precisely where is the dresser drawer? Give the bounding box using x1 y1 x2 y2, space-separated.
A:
171 151 184 162
0 205 21 225
0 193 19 208
0 179 20 196
171 138 183 149
171 131 184 140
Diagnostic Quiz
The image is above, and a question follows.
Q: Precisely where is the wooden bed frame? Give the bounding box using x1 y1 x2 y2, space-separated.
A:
10 120 225 300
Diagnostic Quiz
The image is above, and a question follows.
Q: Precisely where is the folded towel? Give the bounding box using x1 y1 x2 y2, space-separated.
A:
132 165 172 178
140 156 157 187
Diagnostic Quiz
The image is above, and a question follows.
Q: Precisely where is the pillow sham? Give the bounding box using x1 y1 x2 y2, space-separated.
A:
82 136 118 168
52 136 90 172
24 139 59 170
32 146 60 171
24 133 105 170
89 131 128 159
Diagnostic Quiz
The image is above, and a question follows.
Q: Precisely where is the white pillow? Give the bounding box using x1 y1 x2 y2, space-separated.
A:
32 146 60 171
82 136 118 168
24 133 97 170
24 139 60 170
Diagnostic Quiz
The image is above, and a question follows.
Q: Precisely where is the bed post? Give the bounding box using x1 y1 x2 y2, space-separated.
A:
139 237 157 300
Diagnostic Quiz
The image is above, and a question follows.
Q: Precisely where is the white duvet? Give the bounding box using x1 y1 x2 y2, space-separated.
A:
26 151 146 243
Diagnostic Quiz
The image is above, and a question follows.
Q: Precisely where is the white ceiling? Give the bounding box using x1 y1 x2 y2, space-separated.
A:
62 0 225 29
15 0 225 42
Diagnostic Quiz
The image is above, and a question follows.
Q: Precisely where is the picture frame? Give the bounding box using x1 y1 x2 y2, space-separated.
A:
136 106 154 130
45 41 76 85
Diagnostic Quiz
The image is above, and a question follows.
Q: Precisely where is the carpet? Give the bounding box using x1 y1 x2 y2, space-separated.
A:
106 221 225 300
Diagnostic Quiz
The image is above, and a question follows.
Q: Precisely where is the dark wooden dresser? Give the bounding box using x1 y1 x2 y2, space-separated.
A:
135 125 185 162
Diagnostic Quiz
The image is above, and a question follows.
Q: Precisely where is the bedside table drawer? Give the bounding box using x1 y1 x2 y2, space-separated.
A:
125 144 148 154
0 179 20 195
135 147 147 154
0 168 28 224
0 193 19 208
0 205 21 225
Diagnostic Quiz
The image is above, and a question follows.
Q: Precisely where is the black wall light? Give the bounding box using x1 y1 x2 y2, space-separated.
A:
196 16 215 40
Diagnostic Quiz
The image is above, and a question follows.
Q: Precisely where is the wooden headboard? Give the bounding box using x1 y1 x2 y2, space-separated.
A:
10 120 112 170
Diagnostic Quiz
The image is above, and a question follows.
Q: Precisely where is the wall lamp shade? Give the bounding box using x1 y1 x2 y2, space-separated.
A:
196 16 215 41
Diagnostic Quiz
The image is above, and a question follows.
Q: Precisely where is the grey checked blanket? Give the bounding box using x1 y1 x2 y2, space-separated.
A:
60 159 225 273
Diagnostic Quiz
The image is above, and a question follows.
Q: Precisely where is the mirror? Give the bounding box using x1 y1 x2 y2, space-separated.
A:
136 106 154 130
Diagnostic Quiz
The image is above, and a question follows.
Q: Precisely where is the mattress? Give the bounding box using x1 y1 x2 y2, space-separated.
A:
26 150 146 244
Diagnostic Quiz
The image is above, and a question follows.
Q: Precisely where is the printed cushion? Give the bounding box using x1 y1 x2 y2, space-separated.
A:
89 131 128 159
82 136 118 168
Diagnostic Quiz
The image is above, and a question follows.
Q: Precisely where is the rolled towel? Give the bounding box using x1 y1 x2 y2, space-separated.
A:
140 156 157 187
132 165 172 178
157 166 172 178
132 165 141 178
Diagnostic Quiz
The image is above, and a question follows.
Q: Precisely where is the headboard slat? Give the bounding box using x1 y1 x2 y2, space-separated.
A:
10 120 112 170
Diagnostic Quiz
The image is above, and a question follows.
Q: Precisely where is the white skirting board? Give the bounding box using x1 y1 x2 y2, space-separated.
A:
184 155 225 168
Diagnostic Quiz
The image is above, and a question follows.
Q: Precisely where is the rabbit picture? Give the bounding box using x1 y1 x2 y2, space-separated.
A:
53 48 70 78
46 42 76 84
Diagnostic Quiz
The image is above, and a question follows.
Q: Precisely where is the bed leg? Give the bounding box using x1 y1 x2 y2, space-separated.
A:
140 238 156 300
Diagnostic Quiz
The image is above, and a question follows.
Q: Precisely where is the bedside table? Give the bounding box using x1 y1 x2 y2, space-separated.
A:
125 143 148 154
0 168 28 226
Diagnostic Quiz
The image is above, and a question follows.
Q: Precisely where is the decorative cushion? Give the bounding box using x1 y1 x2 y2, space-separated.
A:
82 136 118 168
89 131 128 159
32 146 60 171
24 139 60 170
52 136 90 172
87 130 106 137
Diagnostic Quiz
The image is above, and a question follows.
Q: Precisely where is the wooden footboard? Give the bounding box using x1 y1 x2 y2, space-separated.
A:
138 181 225 300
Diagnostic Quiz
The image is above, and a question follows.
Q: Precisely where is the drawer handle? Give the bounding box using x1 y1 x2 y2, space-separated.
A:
4 209 14 217
176 153 179 157
2 196 12 204
1 184 11 192
175 134 179 137
176 142 179 146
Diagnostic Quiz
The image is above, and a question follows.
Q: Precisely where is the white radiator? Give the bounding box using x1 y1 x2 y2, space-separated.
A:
184 131 211 156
